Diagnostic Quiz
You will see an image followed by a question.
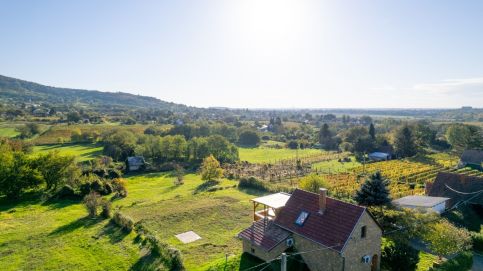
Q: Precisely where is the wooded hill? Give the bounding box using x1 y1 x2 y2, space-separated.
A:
0 74 189 111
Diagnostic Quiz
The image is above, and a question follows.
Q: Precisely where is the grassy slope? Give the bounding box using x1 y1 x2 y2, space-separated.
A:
32 144 103 161
118 173 255 270
0 127 20 138
0 198 140 270
238 147 323 163
0 173 259 271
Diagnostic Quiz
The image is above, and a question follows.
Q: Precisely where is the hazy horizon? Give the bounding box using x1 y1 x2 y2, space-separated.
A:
1 0 483 108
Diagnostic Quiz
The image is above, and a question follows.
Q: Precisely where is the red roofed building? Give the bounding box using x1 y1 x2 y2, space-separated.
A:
238 189 382 271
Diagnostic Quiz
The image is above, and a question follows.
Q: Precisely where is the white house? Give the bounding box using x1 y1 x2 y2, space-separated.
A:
392 195 450 214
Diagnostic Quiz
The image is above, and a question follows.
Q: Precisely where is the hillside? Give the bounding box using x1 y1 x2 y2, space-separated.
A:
0 74 189 111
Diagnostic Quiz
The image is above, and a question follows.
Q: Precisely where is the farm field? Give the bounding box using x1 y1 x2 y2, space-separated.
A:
0 173 258 271
238 146 324 163
32 144 103 161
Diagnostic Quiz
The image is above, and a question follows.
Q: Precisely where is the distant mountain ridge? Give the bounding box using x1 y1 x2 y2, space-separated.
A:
0 74 189 111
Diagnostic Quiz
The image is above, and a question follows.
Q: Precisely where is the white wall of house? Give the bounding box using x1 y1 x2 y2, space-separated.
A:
431 202 446 214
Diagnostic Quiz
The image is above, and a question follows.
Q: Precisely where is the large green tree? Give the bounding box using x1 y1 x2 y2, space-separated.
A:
394 125 417 158
355 172 391 207
200 155 223 181
446 123 482 152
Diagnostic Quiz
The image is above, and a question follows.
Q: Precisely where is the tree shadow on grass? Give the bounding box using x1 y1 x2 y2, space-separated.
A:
129 250 167 271
41 198 80 210
96 221 130 244
237 187 267 197
193 180 219 194
0 191 44 213
49 216 102 236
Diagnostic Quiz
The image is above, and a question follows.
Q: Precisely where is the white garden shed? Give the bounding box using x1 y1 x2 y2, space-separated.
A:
392 195 450 214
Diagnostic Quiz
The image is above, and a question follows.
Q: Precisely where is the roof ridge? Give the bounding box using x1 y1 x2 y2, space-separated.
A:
293 188 366 210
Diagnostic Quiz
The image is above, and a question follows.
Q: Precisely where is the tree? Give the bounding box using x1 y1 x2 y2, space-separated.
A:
354 136 375 154
35 151 78 190
355 172 391 207
424 220 472 260
0 144 43 199
83 192 101 217
174 164 184 185
394 125 417 158
369 123 376 140
200 155 223 181
319 124 337 150
238 130 260 147
446 124 482 152
299 174 328 193
381 238 419 271
102 129 137 161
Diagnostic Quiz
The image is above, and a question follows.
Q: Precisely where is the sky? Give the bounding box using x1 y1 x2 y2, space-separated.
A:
1 0 483 109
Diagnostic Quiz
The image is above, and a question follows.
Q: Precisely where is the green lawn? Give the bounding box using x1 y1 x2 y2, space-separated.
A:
0 127 20 138
312 156 361 174
32 144 103 161
0 197 140 270
0 172 261 271
238 147 324 163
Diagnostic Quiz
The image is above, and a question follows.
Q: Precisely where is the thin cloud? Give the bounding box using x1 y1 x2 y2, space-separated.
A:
411 77 483 95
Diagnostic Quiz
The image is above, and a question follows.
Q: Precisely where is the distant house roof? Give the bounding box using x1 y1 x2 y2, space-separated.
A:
369 152 390 160
251 192 291 209
127 156 145 166
392 195 450 208
238 220 291 251
460 150 483 166
426 172 483 207
274 189 366 252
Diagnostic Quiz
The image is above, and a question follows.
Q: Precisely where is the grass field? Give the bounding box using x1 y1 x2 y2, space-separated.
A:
0 172 259 270
0 127 20 138
312 156 361 173
238 147 324 163
32 144 103 161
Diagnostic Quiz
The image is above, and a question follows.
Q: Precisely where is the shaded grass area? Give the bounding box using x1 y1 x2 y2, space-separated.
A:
238 147 324 163
0 198 140 270
32 143 103 161
444 204 483 232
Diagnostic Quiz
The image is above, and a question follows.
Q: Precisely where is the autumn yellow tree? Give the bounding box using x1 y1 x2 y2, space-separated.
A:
200 155 223 181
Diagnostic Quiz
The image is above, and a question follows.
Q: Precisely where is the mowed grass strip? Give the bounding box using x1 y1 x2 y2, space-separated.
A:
0 127 20 138
238 147 324 163
32 143 103 161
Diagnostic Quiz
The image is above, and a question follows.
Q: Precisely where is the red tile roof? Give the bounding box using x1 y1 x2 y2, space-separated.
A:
274 189 365 252
238 220 291 251
427 172 483 207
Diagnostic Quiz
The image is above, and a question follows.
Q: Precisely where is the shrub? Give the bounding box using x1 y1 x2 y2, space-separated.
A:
55 185 78 199
430 251 473 271
381 238 419 271
238 177 268 192
90 179 105 194
100 200 112 219
112 211 134 232
104 182 113 195
83 192 101 217
472 231 483 252
112 178 128 197
299 174 329 193
144 233 184 270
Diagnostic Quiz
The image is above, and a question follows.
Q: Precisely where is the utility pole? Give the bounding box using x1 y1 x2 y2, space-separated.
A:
281 253 287 271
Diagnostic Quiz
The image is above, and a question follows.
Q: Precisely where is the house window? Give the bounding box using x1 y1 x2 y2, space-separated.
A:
295 211 309 226
361 226 367 238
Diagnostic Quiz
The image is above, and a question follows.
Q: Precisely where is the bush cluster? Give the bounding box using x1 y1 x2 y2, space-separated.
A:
135 223 185 270
238 176 294 194
472 231 483 252
111 211 134 232
430 251 473 271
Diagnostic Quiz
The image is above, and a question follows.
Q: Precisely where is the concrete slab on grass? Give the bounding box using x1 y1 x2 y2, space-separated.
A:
175 231 201 244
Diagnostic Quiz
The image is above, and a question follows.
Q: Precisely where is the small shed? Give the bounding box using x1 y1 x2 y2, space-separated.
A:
392 195 450 214
459 150 483 171
368 152 391 161
251 192 291 221
126 156 146 171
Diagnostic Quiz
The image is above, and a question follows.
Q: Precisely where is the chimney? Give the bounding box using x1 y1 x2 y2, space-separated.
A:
319 188 327 214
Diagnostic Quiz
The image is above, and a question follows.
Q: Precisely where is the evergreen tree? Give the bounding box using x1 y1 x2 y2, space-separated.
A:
355 172 391 206
394 125 417 158
369 123 376 140
319 123 336 150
